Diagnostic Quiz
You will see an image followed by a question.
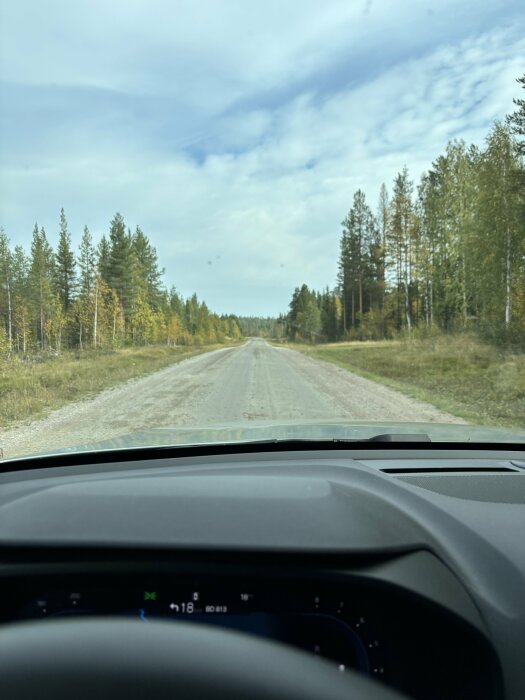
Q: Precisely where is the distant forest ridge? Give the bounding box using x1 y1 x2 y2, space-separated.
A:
0 211 242 354
237 317 278 337
284 75 525 348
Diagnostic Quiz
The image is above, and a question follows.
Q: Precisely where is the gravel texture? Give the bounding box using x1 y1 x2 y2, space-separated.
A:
0 339 463 459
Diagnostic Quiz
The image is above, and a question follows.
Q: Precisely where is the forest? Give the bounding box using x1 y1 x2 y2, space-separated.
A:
0 212 242 357
285 76 525 347
2 75 524 357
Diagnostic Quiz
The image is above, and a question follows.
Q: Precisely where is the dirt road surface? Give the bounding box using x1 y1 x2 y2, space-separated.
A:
0 339 463 458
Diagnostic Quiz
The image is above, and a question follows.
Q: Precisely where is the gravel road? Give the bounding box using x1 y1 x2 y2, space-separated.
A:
0 339 463 458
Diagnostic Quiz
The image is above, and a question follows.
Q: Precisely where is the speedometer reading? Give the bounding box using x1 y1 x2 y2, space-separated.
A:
14 580 387 680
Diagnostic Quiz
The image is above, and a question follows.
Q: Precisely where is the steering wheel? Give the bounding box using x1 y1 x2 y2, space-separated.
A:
0 619 408 700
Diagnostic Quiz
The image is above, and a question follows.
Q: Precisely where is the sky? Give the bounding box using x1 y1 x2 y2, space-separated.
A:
0 0 524 316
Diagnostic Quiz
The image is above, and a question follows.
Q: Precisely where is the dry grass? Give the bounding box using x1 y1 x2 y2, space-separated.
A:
285 335 525 428
0 344 234 428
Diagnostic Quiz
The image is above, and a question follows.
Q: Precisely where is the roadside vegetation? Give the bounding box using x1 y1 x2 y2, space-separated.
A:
285 334 525 428
281 75 525 351
0 211 242 358
0 209 244 429
0 343 239 429
273 75 525 428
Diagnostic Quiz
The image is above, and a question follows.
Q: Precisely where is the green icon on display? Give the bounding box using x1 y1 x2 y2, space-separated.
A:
143 591 157 601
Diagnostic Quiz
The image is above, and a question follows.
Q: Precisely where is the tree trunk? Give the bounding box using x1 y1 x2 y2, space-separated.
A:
93 279 98 348
22 311 27 354
38 271 45 350
404 226 411 333
461 255 468 328
425 280 430 328
505 232 511 328
502 157 512 329
405 290 412 333
6 277 12 351
358 275 363 322
429 278 433 326
404 277 412 334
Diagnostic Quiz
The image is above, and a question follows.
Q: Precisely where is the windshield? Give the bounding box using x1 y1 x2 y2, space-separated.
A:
1 1 525 460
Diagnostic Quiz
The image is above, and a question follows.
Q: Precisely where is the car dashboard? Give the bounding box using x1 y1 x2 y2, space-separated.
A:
0 444 524 700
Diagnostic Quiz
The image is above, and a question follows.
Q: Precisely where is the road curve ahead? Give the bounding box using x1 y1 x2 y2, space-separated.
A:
1 339 462 458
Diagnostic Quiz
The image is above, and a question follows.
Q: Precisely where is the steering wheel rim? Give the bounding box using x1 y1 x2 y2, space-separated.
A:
0 618 408 700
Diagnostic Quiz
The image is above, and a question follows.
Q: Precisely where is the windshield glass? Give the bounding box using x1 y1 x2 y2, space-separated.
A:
1 1 525 460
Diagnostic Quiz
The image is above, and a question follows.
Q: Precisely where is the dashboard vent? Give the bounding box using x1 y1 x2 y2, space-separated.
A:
393 474 525 503
381 466 517 474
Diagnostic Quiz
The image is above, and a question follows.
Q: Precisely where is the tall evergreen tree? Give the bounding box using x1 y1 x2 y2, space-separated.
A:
0 228 13 350
506 73 525 157
338 190 377 333
97 235 111 282
107 213 134 325
10 245 30 352
29 224 55 349
388 168 415 332
377 184 389 314
55 208 76 310
476 123 523 335
131 226 164 308
78 225 96 297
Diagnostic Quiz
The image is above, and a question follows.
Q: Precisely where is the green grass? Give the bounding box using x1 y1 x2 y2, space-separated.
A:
282 335 525 428
0 343 236 429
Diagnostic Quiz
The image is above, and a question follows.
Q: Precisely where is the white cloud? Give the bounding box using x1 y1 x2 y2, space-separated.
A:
1 2 524 315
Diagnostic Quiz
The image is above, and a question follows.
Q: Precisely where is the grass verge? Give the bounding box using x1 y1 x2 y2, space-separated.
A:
281 335 525 428
0 343 236 429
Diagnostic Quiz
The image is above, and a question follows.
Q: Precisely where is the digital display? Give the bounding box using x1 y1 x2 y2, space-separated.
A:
0 574 502 700
11 582 386 679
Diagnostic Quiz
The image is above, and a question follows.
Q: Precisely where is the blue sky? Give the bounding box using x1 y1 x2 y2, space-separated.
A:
0 0 524 315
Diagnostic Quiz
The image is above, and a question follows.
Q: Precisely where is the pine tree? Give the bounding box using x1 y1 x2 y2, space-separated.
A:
338 190 377 334
97 235 111 282
287 284 321 341
388 168 415 332
107 213 135 327
337 227 351 334
506 74 525 156
78 225 96 297
11 245 30 352
476 123 522 337
131 226 164 308
29 224 55 349
319 289 339 341
377 184 389 315
55 208 76 311
0 228 13 351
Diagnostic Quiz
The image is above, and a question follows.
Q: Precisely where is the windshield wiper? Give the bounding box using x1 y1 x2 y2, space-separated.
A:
238 433 431 444
364 433 431 442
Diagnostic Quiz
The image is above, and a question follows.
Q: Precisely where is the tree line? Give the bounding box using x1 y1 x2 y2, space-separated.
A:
0 211 242 356
285 75 525 347
237 317 282 338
